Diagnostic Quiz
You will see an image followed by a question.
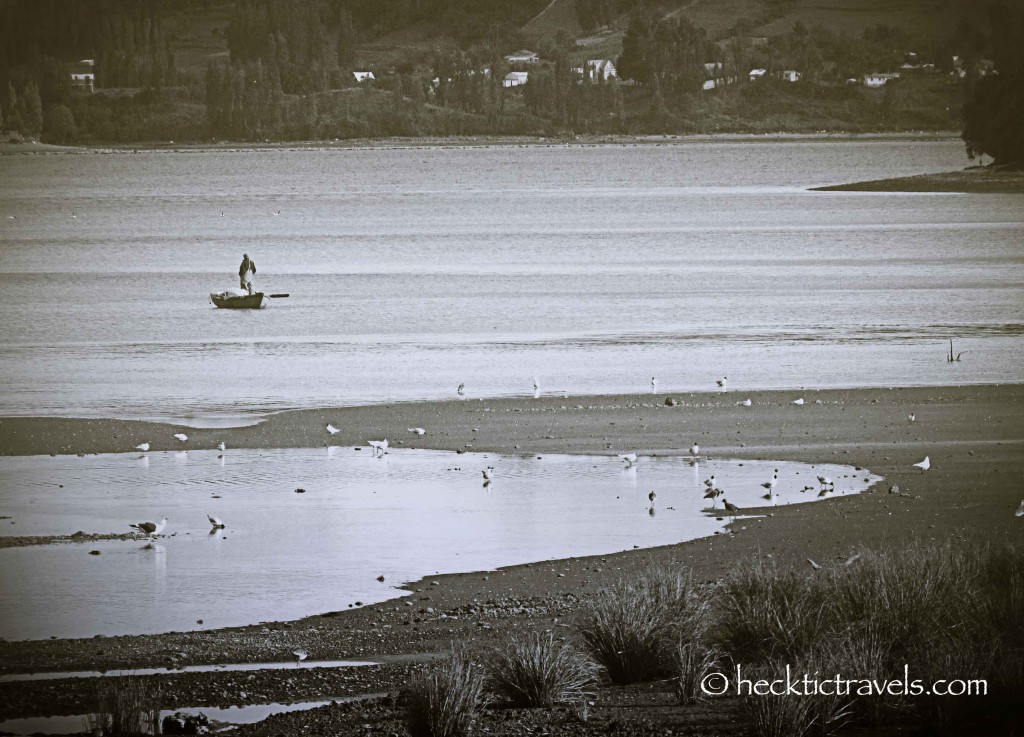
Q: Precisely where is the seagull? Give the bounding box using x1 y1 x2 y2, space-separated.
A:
173 433 188 442
737 399 752 407
807 558 822 570
908 413 916 423
129 517 167 539
135 442 150 452
761 474 777 492
408 427 426 435
217 441 226 452
716 377 728 389
326 424 340 435
792 398 805 406
650 377 657 392
368 439 388 456
689 443 699 456
208 515 225 529
703 475 716 489
1016 501 1024 517
648 490 656 503
457 383 465 396
293 649 308 665
913 456 930 472
722 499 740 514
482 469 493 483
619 453 637 467
533 377 539 391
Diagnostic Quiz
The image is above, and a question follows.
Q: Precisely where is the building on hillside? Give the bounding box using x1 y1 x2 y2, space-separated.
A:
863 72 899 87
503 71 529 88
584 59 617 81
704 61 723 75
748 68 767 81
70 59 95 93
504 50 539 66
779 70 801 82
353 71 375 83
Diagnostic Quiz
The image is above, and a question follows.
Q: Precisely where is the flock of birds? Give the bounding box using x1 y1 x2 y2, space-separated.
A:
122 377 944 547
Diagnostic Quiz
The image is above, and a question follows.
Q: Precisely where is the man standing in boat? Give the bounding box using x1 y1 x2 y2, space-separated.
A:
239 253 256 295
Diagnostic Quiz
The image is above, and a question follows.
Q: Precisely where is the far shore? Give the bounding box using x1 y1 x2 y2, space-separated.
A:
812 164 1024 193
0 130 962 156
0 383 1021 729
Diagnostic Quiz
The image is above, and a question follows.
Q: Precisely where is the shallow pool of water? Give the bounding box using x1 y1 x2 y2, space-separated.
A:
0 448 879 640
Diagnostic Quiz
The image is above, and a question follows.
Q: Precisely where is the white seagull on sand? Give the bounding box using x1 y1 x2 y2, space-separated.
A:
293 649 308 665
135 442 150 452
737 399 752 407
130 517 167 539
173 433 188 442
208 515 225 529
408 427 425 436
619 453 637 467
326 424 340 435
908 413 916 423
913 456 930 472
792 398 805 406
217 441 226 452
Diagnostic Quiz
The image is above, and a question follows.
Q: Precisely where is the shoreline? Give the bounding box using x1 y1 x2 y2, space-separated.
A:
0 130 962 156
1 383 1021 729
811 165 1024 193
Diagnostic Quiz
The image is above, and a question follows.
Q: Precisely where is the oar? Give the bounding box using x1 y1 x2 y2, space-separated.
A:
269 293 290 298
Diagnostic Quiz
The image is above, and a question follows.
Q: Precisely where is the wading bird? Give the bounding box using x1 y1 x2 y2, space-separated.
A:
135 442 150 452
619 453 637 467
173 433 188 442
208 515 225 529
326 424 340 435
368 439 389 456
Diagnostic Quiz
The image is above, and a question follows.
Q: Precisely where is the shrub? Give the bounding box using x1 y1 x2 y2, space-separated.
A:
487 631 598 707
402 646 486 737
578 568 710 684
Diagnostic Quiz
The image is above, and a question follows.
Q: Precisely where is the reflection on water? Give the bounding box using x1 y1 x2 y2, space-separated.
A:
0 694 385 735
0 448 880 640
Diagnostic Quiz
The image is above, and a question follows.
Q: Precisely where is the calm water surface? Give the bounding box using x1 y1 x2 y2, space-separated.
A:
1 140 1021 423
0 448 878 640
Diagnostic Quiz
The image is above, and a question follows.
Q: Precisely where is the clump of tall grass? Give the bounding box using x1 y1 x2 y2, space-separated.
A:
673 641 720 704
487 631 598 707
402 646 486 737
740 661 817 737
714 560 834 664
577 568 711 684
85 678 161 736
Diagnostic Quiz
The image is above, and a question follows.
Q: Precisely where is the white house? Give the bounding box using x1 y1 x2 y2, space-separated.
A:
353 71 375 83
70 59 95 93
779 70 801 82
863 72 899 87
585 59 617 81
748 68 767 81
503 71 529 88
504 50 539 65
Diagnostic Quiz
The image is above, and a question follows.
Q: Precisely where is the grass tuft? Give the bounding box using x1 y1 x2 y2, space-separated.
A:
402 646 486 737
85 678 161 737
487 631 598 708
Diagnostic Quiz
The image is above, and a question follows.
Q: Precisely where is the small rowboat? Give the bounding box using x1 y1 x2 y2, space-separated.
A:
211 290 264 309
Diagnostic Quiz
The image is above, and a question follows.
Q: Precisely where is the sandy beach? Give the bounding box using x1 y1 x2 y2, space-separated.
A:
1 384 1021 733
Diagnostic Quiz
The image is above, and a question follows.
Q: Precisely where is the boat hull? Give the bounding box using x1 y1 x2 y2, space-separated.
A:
211 292 264 309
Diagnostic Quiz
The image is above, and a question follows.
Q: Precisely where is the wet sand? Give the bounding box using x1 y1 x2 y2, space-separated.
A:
1 384 1022 728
